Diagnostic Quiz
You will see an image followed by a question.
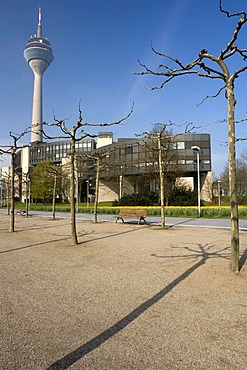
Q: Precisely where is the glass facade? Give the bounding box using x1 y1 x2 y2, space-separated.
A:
29 139 95 166
94 133 211 178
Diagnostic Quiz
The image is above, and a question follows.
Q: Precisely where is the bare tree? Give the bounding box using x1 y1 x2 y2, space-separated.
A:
136 2 247 272
0 130 29 232
48 166 62 221
86 148 117 224
43 104 133 244
42 119 95 244
157 126 166 228
1 170 11 212
37 161 63 220
138 125 169 228
137 123 194 228
93 156 100 223
22 171 30 217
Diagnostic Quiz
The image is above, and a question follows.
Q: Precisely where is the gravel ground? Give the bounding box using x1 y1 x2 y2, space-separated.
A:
0 213 247 370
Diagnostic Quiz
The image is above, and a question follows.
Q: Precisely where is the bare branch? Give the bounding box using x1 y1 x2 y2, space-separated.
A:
235 117 247 124
137 49 225 92
236 137 247 142
220 12 247 59
151 42 188 69
236 48 247 60
219 0 246 18
197 86 225 106
184 122 204 133
83 102 134 127
232 65 247 79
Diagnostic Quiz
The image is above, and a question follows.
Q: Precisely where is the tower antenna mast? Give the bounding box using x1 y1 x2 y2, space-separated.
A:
37 7 42 37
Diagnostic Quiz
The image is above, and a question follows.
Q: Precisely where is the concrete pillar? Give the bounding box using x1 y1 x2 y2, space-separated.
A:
98 179 119 202
21 147 30 203
201 171 212 202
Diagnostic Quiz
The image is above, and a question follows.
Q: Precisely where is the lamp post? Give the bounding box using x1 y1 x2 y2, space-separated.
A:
218 180 221 207
0 182 2 208
191 146 201 217
28 176 31 210
86 180 89 208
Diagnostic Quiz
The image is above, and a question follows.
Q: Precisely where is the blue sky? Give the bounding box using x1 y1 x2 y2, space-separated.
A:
1 0 247 176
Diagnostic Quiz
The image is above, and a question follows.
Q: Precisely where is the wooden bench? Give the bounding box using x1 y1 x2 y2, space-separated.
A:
16 208 27 216
115 209 147 224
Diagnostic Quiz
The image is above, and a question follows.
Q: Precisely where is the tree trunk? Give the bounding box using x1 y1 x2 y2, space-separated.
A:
52 174 57 220
94 157 100 223
227 80 239 272
158 134 165 229
25 175 29 217
7 180 10 215
9 154 15 232
70 139 78 245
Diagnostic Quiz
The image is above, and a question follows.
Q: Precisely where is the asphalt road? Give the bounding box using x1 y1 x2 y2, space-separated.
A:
1 208 246 230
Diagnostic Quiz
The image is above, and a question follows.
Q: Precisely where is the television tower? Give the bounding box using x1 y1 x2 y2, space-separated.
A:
24 7 54 143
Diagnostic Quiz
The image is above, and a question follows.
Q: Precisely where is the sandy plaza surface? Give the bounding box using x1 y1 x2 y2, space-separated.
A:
0 213 247 369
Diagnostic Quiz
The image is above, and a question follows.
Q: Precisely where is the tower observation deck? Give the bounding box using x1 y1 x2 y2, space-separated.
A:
24 7 54 143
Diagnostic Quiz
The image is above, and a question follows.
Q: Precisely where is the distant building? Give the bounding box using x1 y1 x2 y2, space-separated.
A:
14 132 212 203
91 132 212 202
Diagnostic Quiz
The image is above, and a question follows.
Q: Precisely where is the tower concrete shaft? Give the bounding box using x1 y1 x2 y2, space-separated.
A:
24 7 54 144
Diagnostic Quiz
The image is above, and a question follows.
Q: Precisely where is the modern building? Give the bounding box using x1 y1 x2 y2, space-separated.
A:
23 7 54 144
92 132 212 202
12 131 212 203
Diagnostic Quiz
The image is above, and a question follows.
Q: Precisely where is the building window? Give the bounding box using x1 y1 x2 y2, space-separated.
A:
177 142 185 149
126 146 132 155
132 145 139 153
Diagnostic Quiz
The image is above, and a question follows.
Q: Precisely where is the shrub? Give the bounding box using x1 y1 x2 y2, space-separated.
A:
168 188 199 206
113 193 159 207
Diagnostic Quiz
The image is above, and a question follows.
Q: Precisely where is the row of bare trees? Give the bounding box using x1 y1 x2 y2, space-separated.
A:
0 105 133 245
136 0 246 273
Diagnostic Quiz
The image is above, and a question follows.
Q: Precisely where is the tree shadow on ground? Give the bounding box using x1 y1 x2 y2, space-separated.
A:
152 243 247 271
166 218 196 227
151 243 230 262
0 237 71 254
77 227 143 245
0 221 69 233
46 242 228 370
0 228 142 254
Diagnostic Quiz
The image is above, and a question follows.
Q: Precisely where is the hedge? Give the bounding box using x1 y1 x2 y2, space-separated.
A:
25 204 247 219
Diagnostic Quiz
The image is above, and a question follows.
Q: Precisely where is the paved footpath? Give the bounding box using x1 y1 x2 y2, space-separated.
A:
15 209 247 230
